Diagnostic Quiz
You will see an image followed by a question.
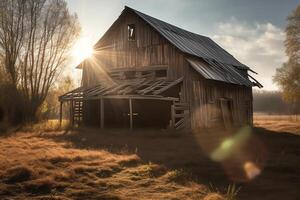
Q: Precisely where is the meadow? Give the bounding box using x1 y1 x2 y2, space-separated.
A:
0 114 299 200
254 113 300 134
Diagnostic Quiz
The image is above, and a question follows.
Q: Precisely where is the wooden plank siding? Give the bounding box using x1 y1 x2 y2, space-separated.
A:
82 10 185 87
79 8 253 130
185 61 253 129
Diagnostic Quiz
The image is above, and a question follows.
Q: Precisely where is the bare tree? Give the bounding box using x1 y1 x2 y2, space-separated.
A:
0 0 26 86
0 0 80 121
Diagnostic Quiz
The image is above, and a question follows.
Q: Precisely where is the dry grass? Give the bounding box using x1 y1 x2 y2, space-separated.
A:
0 120 69 135
254 113 300 134
1 117 300 199
0 131 224 200
21 120 70 132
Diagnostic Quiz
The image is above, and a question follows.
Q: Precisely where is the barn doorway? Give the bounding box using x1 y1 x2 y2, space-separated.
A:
104 99 130 128
81 98 174 129
83 100 100 127
102 98 172 129
220 98 233 129
132 99 172 129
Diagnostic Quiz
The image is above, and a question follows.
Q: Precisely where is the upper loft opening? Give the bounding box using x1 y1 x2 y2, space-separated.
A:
128 24 136 41
108 66 168 80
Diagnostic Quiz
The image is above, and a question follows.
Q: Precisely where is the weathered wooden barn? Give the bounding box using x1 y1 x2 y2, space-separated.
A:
59 6 262 130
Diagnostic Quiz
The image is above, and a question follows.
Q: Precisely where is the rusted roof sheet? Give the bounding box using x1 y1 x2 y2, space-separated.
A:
187 58 254 87
128 6 249 70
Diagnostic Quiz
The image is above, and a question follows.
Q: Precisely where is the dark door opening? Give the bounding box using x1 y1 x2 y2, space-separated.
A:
132 99 172 129
83 100 100 127
83 98 172 129
104 99 130 128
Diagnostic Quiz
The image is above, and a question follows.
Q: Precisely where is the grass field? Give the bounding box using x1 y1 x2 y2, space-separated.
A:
0 115 299 200
254 113 300 134
0 130 225 200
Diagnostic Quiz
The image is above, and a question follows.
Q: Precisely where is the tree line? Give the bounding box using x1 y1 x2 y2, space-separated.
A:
0 0 80 127
253 90 299 114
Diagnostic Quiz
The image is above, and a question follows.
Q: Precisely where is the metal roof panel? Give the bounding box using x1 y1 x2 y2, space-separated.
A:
129 7 249 69
187 58 254 87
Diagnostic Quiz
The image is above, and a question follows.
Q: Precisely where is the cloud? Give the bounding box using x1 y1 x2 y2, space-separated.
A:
211 18 287 90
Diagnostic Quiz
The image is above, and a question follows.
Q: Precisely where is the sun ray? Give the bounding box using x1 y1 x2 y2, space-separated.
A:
71 36 94 64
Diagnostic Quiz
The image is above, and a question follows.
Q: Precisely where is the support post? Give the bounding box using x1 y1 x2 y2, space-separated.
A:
59 101 63 127
129 98 133 130
171 101 175 129
100 98 104 128
70 100 74 127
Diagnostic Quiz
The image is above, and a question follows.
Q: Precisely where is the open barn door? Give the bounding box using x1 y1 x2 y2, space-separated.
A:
220 98 233 129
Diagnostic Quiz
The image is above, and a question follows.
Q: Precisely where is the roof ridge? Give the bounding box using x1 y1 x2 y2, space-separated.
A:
125 6 210 40
124 6 248 69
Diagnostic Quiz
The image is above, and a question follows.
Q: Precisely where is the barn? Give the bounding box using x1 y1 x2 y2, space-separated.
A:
59 6 262 130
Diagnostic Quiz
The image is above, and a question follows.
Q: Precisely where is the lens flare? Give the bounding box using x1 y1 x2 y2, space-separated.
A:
244 161 261 180
210 126 251 161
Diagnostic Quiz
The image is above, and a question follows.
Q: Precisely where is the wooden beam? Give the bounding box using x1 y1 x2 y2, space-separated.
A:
82 95 179 101
62 94 179 102
171 104 175 128
108 65 168 73
129 98 133 130
153 77 183 95
59 102 63 127
174 113 185 118
70 100 74 127
100 98 104 128
137 80 164 95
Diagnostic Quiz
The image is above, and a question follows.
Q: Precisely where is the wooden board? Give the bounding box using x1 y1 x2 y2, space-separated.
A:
220 98 233 129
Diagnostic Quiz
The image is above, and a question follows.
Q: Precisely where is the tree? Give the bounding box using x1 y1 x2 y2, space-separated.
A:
274 4 300 115
42 75 75 120
0 0 80 122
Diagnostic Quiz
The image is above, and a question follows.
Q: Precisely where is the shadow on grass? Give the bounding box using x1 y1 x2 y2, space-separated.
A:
44 128 229 184
41 126 300 200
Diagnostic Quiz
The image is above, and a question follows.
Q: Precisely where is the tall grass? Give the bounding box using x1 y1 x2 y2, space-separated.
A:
254 113 300 134
209 183 240 200
225 184 240 200
21 119 70 132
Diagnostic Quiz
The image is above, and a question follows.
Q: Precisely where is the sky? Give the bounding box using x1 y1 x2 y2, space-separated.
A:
66 0 299 90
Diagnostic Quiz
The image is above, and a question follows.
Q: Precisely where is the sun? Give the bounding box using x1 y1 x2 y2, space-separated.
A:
71 36 94 64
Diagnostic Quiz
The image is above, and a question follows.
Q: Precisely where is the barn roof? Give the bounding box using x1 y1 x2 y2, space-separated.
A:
59 77 183 102
78 6 261 87
126 6 262 87
187 58 253 87
126 6 249 70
